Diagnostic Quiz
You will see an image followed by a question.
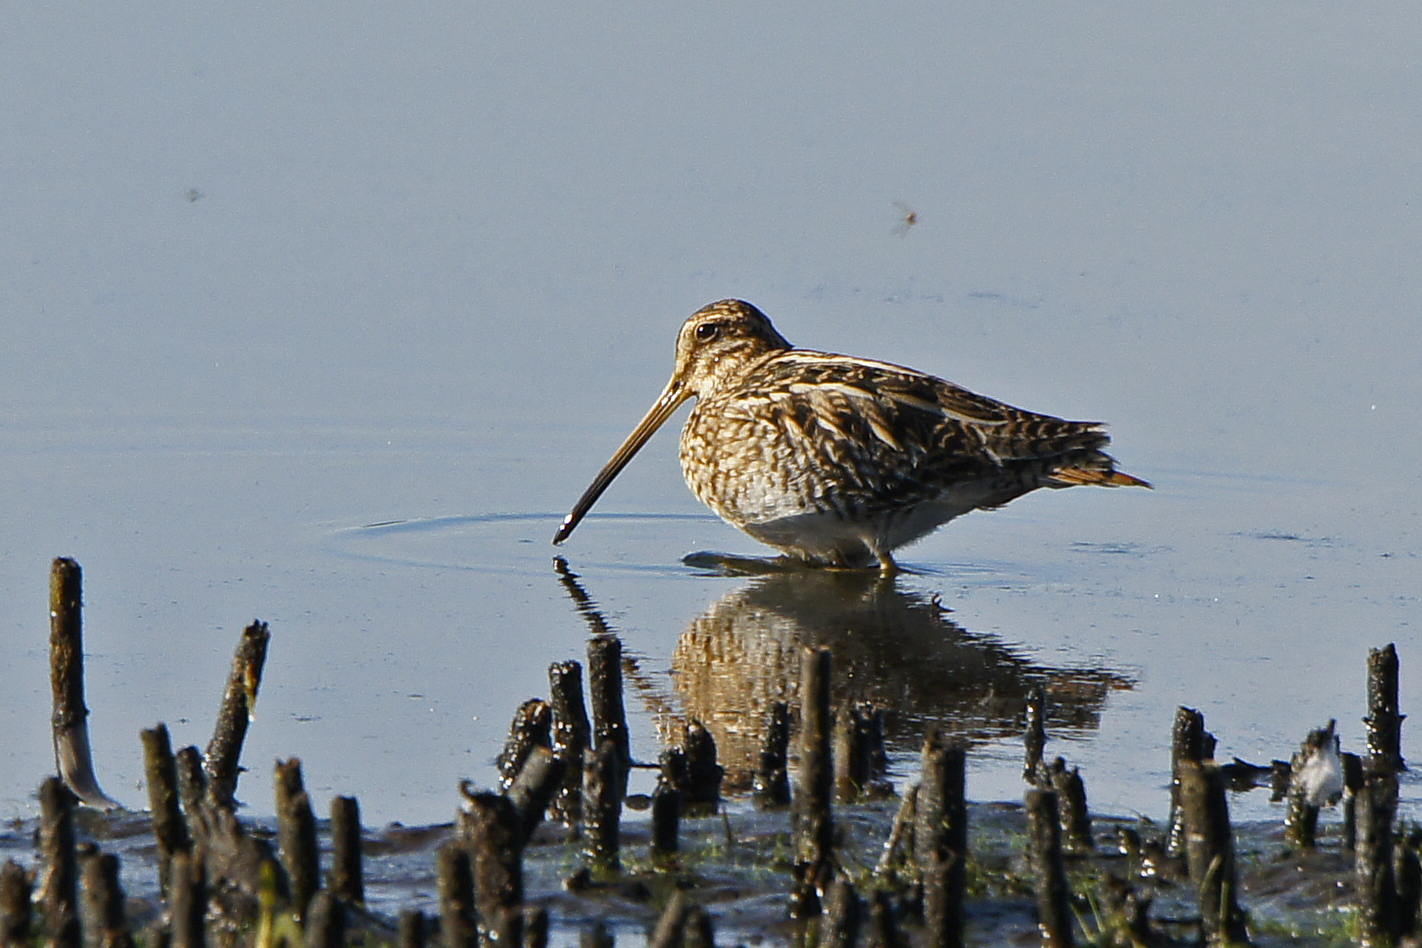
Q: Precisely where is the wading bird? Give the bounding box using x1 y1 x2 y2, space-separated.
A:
553 300 1148 573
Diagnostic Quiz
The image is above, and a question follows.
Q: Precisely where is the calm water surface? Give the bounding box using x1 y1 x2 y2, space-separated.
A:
3 1 1419 836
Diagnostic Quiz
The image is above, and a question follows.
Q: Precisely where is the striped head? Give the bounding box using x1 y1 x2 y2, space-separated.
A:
671 300 793 400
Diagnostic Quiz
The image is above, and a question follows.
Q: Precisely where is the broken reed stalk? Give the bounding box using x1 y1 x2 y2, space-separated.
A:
168 850 206 948
548 660 592 825
398 910 428 948
834 703 886 803
40 776 80 948
820 879 861 948
275 758 321 921
174 744 218 854
503 746 566 846
916 731 967 948
523 907 549 948
587 635 631 795
303 891 345 948
650 778 681 861
2 859 33 947
681 719 724 808
435 842 476 948
78 845 136 948
49 558 118 809
1177 759 1249 947
1 859 32 947
141 724 192 897
1023 685 1048 786
1048 758 1094 854
1167 706 1213 859
328 796 364 905
649 890 714 948
580 921 614 948
791 647 834 918
1025 788 1075 948
1284 722 1339 850
496 699 552 792
1355 770 1400 947
1397 831 1422 944
204 620 271 810
876 783 917 879
1365 643 1406 773
867 890 903 948
581 739 623 873
1341 751 1365 852
458 791 524 948
754 700 792 808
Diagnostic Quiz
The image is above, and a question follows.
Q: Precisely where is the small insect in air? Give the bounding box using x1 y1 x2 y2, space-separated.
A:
891 200 918 237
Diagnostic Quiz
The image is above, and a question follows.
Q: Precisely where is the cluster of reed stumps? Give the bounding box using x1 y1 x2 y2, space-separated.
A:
3 557 1419 948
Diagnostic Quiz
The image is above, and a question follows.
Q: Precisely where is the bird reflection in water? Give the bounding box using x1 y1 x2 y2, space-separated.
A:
554 560 1135 790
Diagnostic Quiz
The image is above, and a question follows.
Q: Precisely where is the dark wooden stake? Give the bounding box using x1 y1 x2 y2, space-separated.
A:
1025 788 1074 948
1365 644 1406 773
916 732 966 948
275 758 320 921
203 620 270 810
496 699 552 792
1048 758 1094 854
141 724 192 898
791 647 834 918
435 842 476 948
587 635 630 795
754 701 791 808
581 739 623 873
79 846 135 948
459 791 524 948
328 796 364 905
1177 760 1249 947
1355 770 1400 948
548 660 591 826
1 859 33 948
49 558 118 809
39 777 80 948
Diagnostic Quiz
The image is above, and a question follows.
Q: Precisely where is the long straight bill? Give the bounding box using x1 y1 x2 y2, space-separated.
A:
553 380 688 544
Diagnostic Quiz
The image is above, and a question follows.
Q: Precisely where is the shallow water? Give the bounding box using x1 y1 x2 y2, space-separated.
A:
2 0 1419 849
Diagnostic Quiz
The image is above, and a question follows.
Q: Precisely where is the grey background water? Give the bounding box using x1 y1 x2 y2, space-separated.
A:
3 2 1418 828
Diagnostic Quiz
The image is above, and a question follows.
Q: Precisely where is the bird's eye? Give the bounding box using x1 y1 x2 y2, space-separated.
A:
694 321 721 341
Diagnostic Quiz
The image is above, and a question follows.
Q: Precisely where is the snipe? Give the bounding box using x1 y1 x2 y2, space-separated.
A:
554 299 1148 573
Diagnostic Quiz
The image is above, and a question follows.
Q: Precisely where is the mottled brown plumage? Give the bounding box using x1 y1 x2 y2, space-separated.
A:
554 299 1148 572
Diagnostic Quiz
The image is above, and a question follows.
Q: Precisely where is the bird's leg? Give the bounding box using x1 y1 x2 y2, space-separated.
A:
871 546 899 576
